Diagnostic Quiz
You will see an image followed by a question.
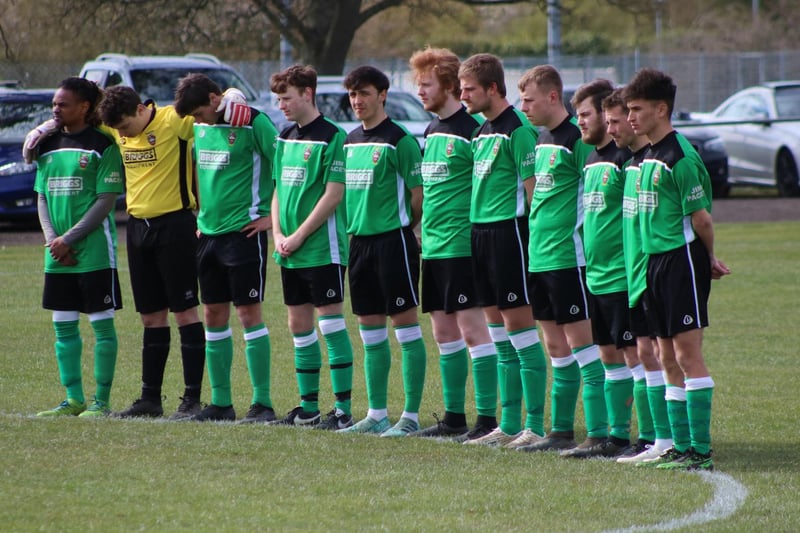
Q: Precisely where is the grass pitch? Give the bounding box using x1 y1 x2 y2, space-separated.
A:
1 221 798 532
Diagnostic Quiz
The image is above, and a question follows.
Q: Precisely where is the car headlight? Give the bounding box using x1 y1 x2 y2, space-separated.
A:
703 138 726 153
0 161 37 176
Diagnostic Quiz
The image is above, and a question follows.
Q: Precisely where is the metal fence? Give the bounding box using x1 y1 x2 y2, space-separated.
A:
4 49 800 112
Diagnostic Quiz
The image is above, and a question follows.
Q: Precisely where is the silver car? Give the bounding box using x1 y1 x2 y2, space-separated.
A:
694 81 800 197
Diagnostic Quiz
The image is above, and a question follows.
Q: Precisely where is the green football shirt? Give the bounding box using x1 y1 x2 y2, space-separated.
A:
194 109 277 236
343 117 422 236
469 106 537 224
421 107 480 259
273 114 349 268
582 141 631 295
637 131 712 255
34 127 123 274
528 116 594 272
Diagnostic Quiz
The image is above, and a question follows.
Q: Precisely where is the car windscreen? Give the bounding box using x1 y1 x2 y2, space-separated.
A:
774 86 800 118
0 97 52 140
130 68 258 104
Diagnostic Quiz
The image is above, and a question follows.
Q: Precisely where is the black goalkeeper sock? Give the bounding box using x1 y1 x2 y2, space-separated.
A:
141 326 170 402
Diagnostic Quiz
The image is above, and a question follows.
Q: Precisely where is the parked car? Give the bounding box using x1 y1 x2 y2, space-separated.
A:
0 88 52 221
80 53 287 128
559 85 731 198
0 87 128 222
691 81 800 196
313 76 433 147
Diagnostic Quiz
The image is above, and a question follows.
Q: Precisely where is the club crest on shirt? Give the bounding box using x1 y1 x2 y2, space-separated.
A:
549 151 557 166
304 146 312 161
119 137 127 145
228 131 236 145
602 168 610 185
147 132 156 146
492 139 500 155
372 148 381 164
653 167 661 186
446 141 454 157
79 154 89 169
636 176 642 192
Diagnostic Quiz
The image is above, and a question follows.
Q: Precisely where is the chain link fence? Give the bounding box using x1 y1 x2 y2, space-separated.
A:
4 50 800 113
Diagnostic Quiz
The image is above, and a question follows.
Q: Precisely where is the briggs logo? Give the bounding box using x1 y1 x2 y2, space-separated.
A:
124 149 157 163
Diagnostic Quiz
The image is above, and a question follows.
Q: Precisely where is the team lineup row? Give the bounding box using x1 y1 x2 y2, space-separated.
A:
30 48 727 471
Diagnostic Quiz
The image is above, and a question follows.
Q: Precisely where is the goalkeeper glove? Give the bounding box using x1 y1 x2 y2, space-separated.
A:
217 88 251 126
23 119 61 164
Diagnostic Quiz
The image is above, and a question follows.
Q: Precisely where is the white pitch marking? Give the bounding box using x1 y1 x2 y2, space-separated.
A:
605 471 748 532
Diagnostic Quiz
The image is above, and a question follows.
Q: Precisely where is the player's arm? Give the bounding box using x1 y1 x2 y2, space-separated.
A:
691 208 729 279
512 125 538 205
396 134 423 229
279 131 346 256
241 113 278 236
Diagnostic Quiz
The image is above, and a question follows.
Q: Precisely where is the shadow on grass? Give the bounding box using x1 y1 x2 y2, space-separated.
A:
716 439 800 473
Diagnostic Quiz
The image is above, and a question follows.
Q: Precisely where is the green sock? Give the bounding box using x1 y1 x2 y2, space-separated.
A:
244 324 272 407
510 328 546 436
666 385 690 453
360 325 391 410
205 325 233 407
575 345 607 438
320 315 353 416
686 377 714 455
90 317 117 404
469 343 498 418
603 363 633 442
396 324 427 414
293 329 322 413
438 340 468 415
550 356 580 434
632 369 655 442
494 333 521 435
646 371 671 441
54 319 84 404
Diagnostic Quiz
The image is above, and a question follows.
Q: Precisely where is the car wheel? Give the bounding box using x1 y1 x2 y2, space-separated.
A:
776 149 800 197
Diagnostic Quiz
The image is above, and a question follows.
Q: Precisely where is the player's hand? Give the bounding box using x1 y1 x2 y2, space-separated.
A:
710 256 730 279
23 119 61 164
217 88 251 126
277 233 305 258
47 237 78 266
241 216 271 238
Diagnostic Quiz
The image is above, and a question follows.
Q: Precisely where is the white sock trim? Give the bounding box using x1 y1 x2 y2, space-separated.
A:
508 328 540 350
244 326 269 341
53 310 80 322
318 317 346 335
438 339 467 355
394 325 422 344
630 364 645 381
469 343 497 359
665 385 687 402
645 370 666 387
293 330 319 348
367 408 387 421
206 328 233 342
606 365 634 381
550 354 577 368
685 376 715 390
488 325 509 343
360 327 388 345
573 345 601 367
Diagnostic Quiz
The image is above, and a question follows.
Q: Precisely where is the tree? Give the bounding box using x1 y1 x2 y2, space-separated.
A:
251 0 534 74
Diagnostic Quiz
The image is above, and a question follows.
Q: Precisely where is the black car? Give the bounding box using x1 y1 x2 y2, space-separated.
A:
0 88 53 221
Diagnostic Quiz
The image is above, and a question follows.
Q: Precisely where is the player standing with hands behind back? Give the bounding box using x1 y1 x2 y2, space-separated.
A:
624 69 729 470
